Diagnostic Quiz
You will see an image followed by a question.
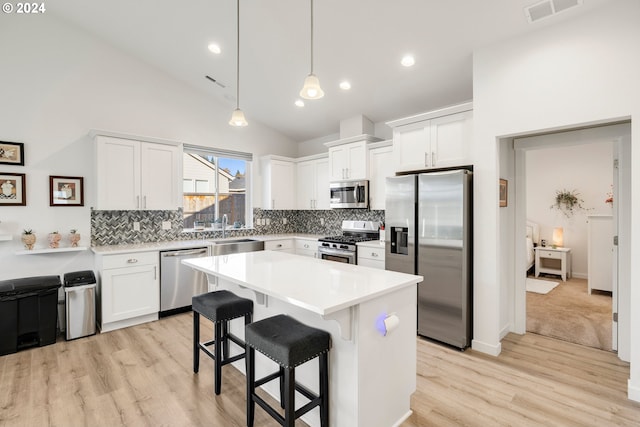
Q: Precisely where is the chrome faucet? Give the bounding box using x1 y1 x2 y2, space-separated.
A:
221 214 228 239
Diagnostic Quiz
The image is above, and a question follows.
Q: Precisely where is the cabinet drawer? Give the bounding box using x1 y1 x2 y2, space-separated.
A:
358 245 385 261
101 251 158 269
538 250 562 260
295 239 317 251
265 239 294 251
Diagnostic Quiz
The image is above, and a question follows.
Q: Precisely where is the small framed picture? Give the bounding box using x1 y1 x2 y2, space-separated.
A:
50 175 84 206
0 141 25 166
499 179 508 207
0 173 26 206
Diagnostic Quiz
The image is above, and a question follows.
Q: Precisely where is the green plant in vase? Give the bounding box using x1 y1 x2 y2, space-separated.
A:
21 229 36 250
69 229 81 247
48 231 61 248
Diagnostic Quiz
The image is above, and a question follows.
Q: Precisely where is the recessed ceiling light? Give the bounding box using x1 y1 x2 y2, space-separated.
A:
295 99 305 107
401 55 415 67
339 81 351 90
208 43 221 54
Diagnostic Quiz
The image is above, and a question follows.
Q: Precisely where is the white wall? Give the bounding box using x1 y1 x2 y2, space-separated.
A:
473 0 640 400
525 142 613 277
0 14 298 281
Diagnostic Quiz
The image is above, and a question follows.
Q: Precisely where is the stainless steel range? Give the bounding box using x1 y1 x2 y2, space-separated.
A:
318 220 379 264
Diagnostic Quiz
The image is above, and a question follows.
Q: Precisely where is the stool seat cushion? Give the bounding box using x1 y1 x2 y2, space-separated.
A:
245 314 330 368
192 290 253 322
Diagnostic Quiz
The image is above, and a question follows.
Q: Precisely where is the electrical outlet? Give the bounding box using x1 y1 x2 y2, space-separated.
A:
133 222 140 231
266 218 271 226
320 218 325 226
162 221 171 230
283 218 287 225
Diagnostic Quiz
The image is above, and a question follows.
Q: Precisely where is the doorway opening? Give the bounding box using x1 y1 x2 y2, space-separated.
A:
507 121 631 357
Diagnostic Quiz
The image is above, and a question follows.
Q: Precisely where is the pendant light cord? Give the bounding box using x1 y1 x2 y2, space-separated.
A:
310 0 314 74
236 0 240 109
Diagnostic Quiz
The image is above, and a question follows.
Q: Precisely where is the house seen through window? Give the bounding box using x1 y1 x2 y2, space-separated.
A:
182 147 252 230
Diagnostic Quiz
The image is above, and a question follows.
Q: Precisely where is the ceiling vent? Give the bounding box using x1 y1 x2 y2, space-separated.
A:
524 0 583 23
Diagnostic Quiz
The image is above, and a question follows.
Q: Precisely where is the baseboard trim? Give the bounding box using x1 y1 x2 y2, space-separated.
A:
472 338 502 356
628 379 640 402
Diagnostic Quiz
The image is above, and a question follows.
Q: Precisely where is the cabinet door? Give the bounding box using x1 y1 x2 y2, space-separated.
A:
346 140 367 180
368 145 394 210
101 264 159 323
96 136 140 210
141 143 181 210
314 158 330 209
296 160 316 209
328 145 349 180
392 122 430 172
271 160 295 209
430 111 472 168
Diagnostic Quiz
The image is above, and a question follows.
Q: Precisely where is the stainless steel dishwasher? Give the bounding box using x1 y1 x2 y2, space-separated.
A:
160 247 209 316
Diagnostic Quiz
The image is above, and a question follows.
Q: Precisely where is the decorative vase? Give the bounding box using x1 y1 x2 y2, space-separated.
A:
21 234 36 250
69 233 81 247
48 233 61 248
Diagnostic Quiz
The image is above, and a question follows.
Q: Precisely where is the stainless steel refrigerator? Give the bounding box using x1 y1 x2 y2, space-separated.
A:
385 170 472 349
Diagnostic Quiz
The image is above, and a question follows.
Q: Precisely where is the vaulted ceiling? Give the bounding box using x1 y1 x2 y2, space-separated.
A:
51 0 612 142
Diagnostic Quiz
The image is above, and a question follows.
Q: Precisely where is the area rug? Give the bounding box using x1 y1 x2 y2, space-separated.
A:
526 278 559 294
527 277 612 351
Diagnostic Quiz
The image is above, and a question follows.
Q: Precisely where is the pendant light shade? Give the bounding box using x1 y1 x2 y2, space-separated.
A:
229 0 248 127
229 108 248 127
300 73 324 99
300 0 323 100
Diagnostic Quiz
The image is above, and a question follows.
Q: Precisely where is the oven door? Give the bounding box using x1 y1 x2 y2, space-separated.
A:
318 246 356 264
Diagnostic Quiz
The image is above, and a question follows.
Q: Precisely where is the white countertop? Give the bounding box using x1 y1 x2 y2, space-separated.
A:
91 234 323 255
182 250 423 316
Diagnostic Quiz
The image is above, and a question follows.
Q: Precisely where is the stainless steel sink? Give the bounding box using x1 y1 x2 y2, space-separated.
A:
209 238 264 256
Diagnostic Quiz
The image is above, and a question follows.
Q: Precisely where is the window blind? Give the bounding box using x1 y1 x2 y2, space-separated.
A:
183 144 253 162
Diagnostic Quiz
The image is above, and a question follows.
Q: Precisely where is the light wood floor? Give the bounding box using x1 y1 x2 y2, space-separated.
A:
1 313 639 426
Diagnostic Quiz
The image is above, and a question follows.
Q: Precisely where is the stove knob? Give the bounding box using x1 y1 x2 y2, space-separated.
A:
340 244 349 250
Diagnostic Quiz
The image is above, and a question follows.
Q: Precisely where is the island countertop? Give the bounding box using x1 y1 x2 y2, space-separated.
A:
182 250 423 316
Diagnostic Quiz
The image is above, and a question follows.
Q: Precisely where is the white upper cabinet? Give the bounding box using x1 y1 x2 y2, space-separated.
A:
95 134 181 210
368 142 394 210
261 156 295 210
325 135 381 181
387 102 473 173
296 155 329 210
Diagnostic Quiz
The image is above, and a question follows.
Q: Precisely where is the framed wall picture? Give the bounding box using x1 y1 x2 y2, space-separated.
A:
0 141 25 166
50 175 84 206
499 179 508 207
0 172 26 206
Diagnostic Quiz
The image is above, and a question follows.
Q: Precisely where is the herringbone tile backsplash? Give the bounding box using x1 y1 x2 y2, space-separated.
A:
91 208 384 246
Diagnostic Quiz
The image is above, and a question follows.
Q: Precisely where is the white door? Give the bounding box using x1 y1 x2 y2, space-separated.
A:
96 136 140 210
429 111 472 168
141 143 181 210
392 122 430 172
296 160 316 209
314 158 330 209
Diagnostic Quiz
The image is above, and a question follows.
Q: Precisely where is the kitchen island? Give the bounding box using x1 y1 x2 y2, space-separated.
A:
183 250 423 427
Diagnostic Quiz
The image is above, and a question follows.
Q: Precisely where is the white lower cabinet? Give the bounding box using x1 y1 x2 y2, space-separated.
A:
97 251 159 332
357 244 385 269
295 239 318 258
264 239 295 254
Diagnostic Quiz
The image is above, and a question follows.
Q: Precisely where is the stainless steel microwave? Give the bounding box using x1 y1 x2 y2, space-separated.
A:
329 180 369 209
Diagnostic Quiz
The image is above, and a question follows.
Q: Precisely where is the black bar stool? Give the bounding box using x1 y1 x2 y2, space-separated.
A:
192 290 253 395
245 314 331 427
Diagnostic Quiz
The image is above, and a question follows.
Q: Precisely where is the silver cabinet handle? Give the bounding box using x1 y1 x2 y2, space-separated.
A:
276 244 282 248
424 153 429 167
127 258 138 264
143 195 147 209
136 196 140 209
432 151 436 167
371 252 378 257
154 266 157 280
304 244 309 249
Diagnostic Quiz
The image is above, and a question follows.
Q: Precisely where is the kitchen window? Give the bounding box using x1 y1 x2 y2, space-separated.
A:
183 145 253 230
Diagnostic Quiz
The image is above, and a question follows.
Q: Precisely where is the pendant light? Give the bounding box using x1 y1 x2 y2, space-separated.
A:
299 0 324 100
229 0 248 127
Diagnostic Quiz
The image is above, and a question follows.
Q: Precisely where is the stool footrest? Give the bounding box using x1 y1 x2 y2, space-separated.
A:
254 370 282 389
253 394 286 425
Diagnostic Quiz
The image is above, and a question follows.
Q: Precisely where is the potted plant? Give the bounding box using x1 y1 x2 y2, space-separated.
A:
48 231 61 248
21 229 36 250
69 229 81 247
550 189 587 217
